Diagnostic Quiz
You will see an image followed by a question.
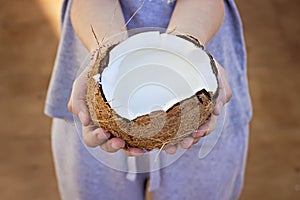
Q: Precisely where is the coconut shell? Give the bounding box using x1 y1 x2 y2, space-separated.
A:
86 35 218 151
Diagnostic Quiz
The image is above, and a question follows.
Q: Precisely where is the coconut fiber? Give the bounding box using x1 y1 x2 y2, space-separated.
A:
86 35 218 151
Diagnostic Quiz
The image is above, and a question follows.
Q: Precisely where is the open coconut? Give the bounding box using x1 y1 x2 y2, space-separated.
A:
86 31 218 151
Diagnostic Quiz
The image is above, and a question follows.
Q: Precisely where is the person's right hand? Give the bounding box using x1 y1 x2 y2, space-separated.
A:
68 50 144 156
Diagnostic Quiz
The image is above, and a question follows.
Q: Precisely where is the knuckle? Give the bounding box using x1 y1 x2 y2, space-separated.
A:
100 142 116 153
73 78 79 87
83 137 93 147
99 144 109 152
82 131 96 147
67 101 73 113
228 89 233 99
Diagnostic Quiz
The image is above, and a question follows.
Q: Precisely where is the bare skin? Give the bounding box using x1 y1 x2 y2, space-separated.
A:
69 0 231 156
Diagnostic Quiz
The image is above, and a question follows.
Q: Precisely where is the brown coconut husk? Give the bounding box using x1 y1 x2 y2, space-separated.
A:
86 35 218 151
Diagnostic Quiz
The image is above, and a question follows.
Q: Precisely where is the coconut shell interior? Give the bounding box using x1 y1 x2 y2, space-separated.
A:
86 34 218 151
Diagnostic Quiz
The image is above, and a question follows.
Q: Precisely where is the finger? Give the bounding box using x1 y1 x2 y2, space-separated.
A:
82 125 110 147
100 138 125 153
221 70 232 103
68 58 96 125
69 78 91 124
193 114 217 138
164 144 178 154
216 67 227 105
193 117 212 138
123 148 144 156
69 77 88 113
216 63 232 103
67 97 73 113
78 111 90 126
180 137 194 149
213 101 223 116
207 114 217 135
212 62 232 116
213 86 225 116
68 89 90 126
193 137 201 144
193 129 207 138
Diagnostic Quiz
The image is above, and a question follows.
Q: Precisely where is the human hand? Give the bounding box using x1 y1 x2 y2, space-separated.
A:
164 61 232 154
68 50 144 156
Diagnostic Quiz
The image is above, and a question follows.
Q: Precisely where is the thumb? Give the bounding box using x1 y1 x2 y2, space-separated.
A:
68 71 90 126
68 49 99 126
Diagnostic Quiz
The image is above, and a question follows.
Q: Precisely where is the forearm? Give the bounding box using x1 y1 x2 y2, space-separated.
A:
71 0 126 50
168 0 225 45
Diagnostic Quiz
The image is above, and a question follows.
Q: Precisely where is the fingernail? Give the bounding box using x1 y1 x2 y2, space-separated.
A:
193 131 199 137
97 131 110 140
166 146 177 154
129 148 144 156
111 141 124 149
96 128 110 139
183 137 193 145
78 112 86 124
102 131 110 139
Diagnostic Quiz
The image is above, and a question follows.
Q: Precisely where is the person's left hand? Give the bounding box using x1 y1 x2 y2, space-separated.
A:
164 61 232 154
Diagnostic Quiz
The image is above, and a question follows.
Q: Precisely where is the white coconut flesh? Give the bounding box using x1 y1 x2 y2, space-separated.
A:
95 31 218 120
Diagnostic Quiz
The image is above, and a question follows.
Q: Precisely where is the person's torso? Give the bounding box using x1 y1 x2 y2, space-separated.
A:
45 0 252 128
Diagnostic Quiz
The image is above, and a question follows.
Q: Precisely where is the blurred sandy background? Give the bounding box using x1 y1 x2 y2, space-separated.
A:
0 0 299 199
